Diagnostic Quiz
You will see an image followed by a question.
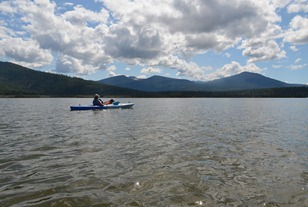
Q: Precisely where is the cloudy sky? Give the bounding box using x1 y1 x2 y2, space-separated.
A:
0 0 307 83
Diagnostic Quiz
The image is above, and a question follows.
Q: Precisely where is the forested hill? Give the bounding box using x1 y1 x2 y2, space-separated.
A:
0 61 307 97
0 61 140 97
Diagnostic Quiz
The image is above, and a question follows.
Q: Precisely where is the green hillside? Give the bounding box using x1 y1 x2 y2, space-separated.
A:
0 61 140 97
1 61 307 97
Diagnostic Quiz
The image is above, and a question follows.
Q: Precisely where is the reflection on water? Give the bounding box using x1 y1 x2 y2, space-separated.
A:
0 98 307 207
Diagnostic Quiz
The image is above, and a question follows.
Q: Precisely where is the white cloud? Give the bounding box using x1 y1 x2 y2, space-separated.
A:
0 1 16 13
107 65 117 77
63 2 74 7
103 25 164 62
0 0 305 80
0 25 14 39
284 15 308 44
289 63 307 70
14 0 112 72
238 21 285 63
83 0 286 79
295 58 301 63
56 54 100 74
270 0 293 8
62 5 109 26
137 75 147 79
206 61 263 80
287 1 308 13
273 65 282 69
241 39 286 63
0 37 53 67
141 67 161 74
149 55 207 80
290 45 298 51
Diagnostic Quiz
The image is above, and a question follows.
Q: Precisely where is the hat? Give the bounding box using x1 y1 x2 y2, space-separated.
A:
94 94 100 98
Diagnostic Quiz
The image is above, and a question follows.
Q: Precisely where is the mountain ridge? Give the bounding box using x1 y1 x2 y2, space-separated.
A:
1 61 307 97
99 72 301 92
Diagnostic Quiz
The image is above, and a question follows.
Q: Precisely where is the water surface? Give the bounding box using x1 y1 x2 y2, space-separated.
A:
0 98 307 206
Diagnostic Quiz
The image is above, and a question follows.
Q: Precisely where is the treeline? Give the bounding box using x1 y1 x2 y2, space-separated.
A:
151 87 308 98
1 61 307 98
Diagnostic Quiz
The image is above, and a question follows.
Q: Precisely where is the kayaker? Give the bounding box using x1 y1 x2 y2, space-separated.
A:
93 94 114 105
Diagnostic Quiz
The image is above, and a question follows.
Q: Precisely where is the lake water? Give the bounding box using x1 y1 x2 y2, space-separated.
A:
0 98 307 207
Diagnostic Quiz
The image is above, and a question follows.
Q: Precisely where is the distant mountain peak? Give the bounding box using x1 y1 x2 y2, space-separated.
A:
232 71 263 77
99 71 297 92
239 71 258 74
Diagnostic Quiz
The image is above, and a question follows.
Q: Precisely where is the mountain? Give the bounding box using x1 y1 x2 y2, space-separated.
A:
203 72 292 91
101 75 199 91
1 61 307 97
99 72 300 92
0 61 140 97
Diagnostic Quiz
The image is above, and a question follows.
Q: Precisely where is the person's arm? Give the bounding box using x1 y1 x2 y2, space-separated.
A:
93 99 104 106
99 99 104 105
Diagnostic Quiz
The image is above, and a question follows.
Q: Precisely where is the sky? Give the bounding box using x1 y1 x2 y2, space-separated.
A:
0 0 307 84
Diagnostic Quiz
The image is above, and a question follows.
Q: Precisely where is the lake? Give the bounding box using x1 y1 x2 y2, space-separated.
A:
0 98 307 207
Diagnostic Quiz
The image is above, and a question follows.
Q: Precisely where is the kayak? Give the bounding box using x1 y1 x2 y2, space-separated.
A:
70 102 134 111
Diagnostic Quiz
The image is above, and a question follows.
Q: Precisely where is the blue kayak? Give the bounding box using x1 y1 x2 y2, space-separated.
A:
70 102 134 111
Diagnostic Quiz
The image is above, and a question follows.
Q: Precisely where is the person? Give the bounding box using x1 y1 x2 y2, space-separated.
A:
93 94 114 106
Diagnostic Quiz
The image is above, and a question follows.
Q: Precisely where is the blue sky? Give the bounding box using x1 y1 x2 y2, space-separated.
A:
0 0 307 84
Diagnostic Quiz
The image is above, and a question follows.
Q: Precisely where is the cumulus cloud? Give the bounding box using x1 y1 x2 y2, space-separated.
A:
149 55 207 80
107 65 117 77
206 61 262 80
62 5 109 26
137 75 147 79
270 0 293 8
0 1 16 13
241 39 286 63
141 67 161 74
287 1 308 13
0 37 53 68
284 15 308 44
103 25 164 62
0 0 304 80
239 21 286 63
0 0 112 73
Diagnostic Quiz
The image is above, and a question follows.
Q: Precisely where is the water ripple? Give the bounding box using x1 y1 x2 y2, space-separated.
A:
0 98 307 206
